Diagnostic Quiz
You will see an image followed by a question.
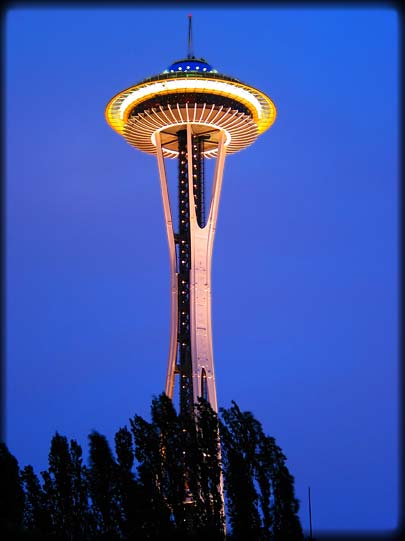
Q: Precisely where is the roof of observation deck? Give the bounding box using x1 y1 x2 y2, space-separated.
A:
134 57 242 86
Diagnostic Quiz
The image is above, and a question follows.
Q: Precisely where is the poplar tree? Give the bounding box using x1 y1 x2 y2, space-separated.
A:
194 398 225 540
270 443 303 541
114 426 141 540
220 403 262 540
39 433 90 540
0 442 24 536
45 432 74 538
69 439 91 540
219 401 303 541
21 465 50 535
87 432 120 540
130 405 175 539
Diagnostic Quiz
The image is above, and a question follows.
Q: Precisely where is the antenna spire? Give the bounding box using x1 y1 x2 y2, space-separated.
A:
187 14 193 59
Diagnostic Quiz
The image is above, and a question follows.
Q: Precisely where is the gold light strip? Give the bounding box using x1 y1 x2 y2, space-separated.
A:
105 76 276 136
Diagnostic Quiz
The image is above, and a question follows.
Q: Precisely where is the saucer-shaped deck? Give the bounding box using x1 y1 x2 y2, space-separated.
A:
105 57 276 158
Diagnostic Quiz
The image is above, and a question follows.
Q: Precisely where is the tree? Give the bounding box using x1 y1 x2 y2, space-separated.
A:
220 403 262 540
219 402 303 541
44 432 74 539
87 431 120 540
21 465 51 535
129 394 225 540
40 432 90 540
40 469 58 536
130 403 175 539
114 426 142 540
69 439 91 540
0 442 24 536
193 398 225 540
270 442 303 541
151 394 191 533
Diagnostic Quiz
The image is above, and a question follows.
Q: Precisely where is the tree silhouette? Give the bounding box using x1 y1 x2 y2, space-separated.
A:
220 402 262 540
193 398 225 540
130 394 226 540
130 399 176 539
69 439 91 540
152 394 185 522
219 401 303 541
0 442 24 537
7 396 303 540
21 464 50 536
270 442 303 541
41 432 74 539
114 426 142 540
87 432 120 540
32 433 91 540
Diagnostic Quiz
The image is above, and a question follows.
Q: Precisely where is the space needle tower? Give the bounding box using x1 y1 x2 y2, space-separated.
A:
105 17 276 416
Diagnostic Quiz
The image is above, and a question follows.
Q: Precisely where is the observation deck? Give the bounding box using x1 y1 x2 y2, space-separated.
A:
105 57 277 158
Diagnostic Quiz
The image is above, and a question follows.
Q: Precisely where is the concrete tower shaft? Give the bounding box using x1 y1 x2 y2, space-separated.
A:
156 124 226 414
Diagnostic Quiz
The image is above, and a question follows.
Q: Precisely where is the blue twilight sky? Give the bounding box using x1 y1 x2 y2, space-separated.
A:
5 6 399 536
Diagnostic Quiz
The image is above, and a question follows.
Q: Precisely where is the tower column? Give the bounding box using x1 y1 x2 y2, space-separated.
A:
187 126 226 413
156 126 226 414
155 132 178 400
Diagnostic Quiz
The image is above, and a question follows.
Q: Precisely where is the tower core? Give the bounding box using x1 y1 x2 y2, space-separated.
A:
105 40 276 416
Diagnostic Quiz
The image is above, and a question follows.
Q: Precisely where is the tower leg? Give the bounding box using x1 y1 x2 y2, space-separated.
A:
187 126 226 413
155 132 177 400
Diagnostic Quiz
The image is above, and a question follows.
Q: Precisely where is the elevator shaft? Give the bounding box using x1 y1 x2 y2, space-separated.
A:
176 129 206 416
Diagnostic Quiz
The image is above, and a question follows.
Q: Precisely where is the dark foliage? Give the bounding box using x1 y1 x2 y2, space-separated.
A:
0 442 24 537
87 431 121 539
220 403 263 540
5 397 303 540
21 465 50 534
220 401 303 541
114 426 142 540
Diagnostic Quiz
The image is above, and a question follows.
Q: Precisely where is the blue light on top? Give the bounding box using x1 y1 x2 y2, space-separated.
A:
163 58 218 74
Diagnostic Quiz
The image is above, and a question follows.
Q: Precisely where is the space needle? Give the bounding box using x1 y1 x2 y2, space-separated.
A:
105 16 276 417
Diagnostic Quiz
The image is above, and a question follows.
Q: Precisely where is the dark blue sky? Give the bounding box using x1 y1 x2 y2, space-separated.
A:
5 6 398 535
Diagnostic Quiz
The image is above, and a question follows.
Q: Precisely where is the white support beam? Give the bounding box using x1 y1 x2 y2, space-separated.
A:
155 132 178 399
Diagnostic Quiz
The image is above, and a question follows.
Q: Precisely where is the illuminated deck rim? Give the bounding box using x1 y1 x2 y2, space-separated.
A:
105 75 276 137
